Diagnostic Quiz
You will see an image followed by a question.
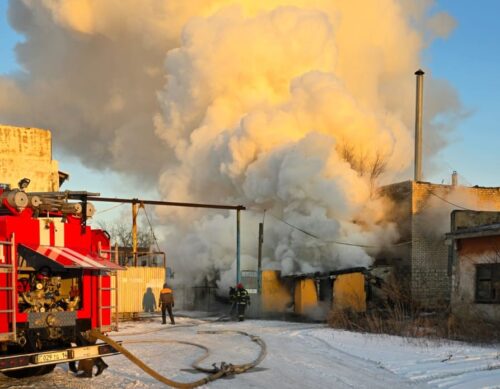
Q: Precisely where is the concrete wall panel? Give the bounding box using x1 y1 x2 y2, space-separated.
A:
0 125 59 191
333 272 366 312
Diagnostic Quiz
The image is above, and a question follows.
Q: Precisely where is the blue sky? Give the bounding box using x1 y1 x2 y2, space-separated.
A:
0 1 19 72
1 0 499 196
425 0 500 187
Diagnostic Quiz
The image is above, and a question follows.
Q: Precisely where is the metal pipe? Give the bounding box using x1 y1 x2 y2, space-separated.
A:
414 69 425 182
257 222 263 294
87 196 245 211
87 195 245 284
61 203 83 214
27 191 100 198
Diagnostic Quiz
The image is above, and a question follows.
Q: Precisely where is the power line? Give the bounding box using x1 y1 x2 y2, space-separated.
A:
140 204 162 253
421 138 474 186
94 202 126 215
247 207 411 248
456 171 473 187
440 160 473 186
428 191 472 210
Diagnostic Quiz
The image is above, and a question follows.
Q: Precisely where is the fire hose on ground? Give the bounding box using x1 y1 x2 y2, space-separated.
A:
89 329 267 388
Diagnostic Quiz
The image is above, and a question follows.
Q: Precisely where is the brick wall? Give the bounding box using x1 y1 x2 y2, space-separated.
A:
411 213 450 304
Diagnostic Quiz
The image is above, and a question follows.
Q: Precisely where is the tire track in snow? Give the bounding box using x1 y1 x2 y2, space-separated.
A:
270 326 427 389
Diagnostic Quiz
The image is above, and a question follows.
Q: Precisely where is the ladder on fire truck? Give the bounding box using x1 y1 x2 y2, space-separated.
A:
96 273 118 333
0 234 17 342
96 242 119 332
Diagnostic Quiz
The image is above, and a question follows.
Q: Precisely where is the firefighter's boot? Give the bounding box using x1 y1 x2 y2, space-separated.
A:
95 358 109 376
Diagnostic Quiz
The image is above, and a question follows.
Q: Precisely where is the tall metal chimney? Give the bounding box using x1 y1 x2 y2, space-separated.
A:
414 69 425 182
451 171 458 186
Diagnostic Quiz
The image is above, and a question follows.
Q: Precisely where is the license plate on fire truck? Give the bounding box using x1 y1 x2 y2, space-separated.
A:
34 350 69 364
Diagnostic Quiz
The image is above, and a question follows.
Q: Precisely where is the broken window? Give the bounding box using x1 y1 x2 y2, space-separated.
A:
475 264 500 303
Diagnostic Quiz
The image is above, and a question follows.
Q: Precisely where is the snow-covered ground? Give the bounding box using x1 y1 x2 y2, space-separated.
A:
2 314 499 388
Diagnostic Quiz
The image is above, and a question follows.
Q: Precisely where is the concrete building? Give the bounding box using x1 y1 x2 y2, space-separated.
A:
445 212 500 323
0 125 62 191
379 181 500 307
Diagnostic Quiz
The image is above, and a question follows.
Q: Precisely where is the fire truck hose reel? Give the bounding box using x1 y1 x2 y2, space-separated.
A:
0 189 28 210
89 329 267 388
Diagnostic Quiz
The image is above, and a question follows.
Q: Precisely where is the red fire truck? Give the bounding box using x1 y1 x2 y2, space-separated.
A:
0 182 123 378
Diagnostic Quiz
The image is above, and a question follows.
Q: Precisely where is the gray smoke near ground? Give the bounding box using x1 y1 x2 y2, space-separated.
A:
0 0 462 288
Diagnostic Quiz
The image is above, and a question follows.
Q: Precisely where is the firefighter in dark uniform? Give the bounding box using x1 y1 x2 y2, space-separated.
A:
159 283 175 325
235 283 250 321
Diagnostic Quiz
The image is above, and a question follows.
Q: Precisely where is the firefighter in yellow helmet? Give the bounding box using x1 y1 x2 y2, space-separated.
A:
159 283 175 325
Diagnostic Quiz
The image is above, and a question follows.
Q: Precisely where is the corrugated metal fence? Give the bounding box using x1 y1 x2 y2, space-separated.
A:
112 267 166 314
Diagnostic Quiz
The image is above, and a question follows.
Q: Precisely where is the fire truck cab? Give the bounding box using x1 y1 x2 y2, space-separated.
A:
0 184 123 378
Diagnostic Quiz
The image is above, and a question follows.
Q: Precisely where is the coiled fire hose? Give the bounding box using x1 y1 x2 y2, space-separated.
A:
89 329 267 388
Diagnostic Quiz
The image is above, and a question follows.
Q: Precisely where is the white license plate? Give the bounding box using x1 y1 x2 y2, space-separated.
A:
35 351 68 364
70 345 100 359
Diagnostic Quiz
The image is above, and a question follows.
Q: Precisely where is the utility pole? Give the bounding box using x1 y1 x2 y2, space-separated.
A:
131 202 139 266
236 208 241 284
257 222 263 294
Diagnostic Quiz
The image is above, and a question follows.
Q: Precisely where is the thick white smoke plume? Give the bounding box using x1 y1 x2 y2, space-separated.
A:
0 1 461 288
